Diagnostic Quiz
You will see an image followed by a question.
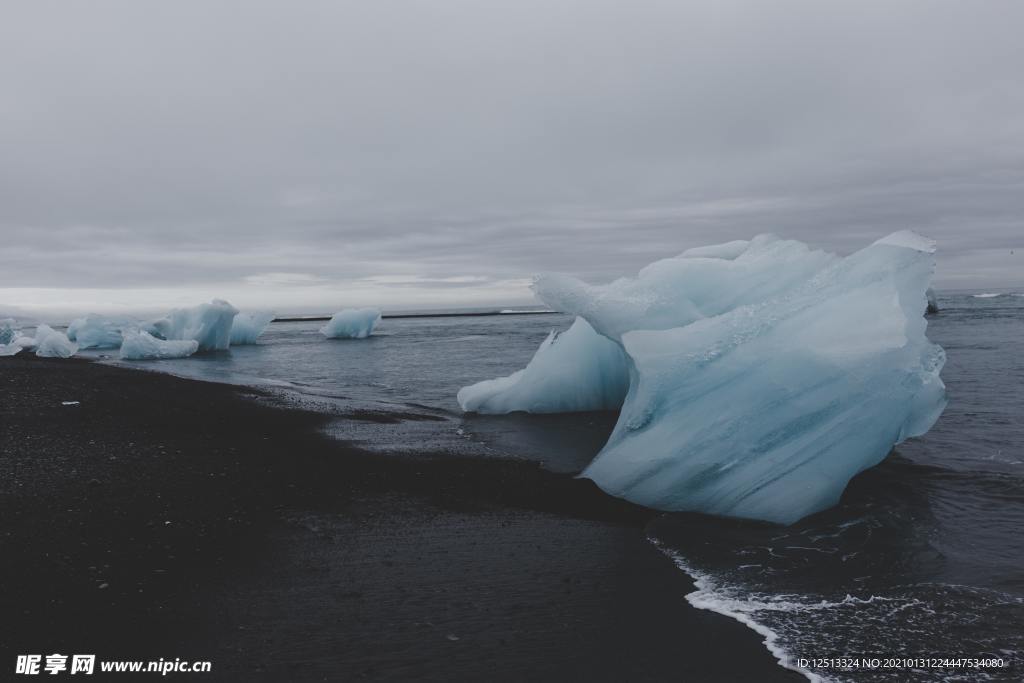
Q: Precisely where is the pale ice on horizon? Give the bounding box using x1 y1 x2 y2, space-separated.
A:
458 231 947 524
320 308 381 339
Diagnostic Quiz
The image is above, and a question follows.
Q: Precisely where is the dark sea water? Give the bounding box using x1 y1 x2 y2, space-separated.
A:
87 292 1023 682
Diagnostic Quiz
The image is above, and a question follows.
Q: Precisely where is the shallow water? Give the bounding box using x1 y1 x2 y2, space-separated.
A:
85 292 1023 681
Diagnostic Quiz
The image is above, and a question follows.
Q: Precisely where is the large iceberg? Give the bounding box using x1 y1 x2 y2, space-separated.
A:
119 330 199 360
458 232 946 524
457 317 629 413
320 307 381 339
66 315 128 349
143 299 238 351
32 324 78 358
230 311 275 345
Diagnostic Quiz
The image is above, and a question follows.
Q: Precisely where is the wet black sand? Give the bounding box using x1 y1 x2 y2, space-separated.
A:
0 356 800 681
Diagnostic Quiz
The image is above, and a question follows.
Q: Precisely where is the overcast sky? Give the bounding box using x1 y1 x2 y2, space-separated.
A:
2 0 1022 317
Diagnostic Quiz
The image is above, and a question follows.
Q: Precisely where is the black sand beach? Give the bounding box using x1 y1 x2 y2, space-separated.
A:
0 356 800 681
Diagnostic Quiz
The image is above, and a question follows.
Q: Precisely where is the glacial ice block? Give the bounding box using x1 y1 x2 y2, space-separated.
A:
0 319 24 355
458 232 947 524
33 325 78 358
66 315 127 349
143 299 238 351
119 330 199 360
0 318 19 345
320 308 381 339
230 311 275 345
457 317 629 413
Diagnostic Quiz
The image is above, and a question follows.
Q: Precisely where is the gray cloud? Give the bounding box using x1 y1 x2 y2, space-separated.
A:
1 0 1022 314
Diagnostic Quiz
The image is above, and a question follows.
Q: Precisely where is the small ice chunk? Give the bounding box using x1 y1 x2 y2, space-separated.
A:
33 325 78 358
0 318 19 345
320 308 381 339
230 311 275 345
143 299 238 351
119 330 199 360
61 401 80 406
0 343 22 357
457 317 629 414
66 314 128 349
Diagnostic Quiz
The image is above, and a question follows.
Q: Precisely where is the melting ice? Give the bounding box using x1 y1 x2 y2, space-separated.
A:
119 330 199 360
321 308 381 339
230 311 275 345
457 317 628 413
143 299 238 352
31 325 78 359
67 315 130 349
458 232 947 524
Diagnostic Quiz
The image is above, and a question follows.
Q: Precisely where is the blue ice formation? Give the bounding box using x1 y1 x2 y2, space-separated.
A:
0 319 36 356
143 299 238 352
119 330 199 360
230 311 275 345
458 232 946 524
66 315 129 349
457 317 629 413
320 308 381 339
0 318 19 345
32 324 78 358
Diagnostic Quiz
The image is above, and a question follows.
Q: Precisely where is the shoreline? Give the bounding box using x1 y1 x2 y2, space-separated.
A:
0 355 801 681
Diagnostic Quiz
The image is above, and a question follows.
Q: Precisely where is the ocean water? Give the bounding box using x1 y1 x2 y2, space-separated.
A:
84 292 1023 681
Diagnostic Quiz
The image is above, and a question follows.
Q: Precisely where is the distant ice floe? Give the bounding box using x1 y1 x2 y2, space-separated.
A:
119 330 199 360
457 317 628 413
2 300 268 361
459 232 947 525
972 292 1004 298
321 308 381 339
229 311 275 345
143 299 238 351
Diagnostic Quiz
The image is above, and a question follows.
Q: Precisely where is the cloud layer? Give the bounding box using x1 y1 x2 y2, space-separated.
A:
2 0 1022 315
